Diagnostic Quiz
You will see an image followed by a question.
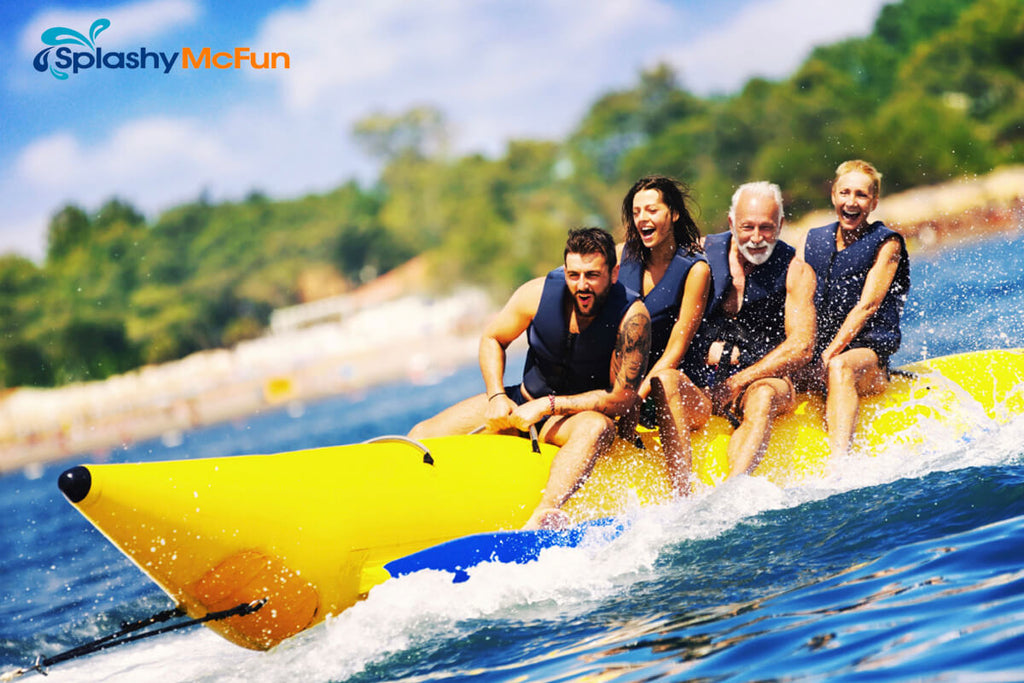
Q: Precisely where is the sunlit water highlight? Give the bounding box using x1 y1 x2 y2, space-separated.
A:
2 233 1023 682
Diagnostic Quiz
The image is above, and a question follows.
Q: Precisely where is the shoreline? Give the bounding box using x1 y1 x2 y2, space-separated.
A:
3 168 1023 477
0 291 497 476
1 330 495 476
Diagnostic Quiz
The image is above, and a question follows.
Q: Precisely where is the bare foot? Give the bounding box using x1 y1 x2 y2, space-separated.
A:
523 508 570 530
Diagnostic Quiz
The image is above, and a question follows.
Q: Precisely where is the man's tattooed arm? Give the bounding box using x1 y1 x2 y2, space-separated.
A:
612 308 651 394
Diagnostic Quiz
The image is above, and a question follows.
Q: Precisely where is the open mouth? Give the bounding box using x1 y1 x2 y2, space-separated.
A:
841 207 862 220
639 226 656 239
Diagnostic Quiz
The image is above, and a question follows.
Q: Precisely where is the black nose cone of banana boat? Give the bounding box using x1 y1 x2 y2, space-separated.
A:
58 466 92 503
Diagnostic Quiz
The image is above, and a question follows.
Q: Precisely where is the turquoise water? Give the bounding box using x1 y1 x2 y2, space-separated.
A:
1 232 1023 682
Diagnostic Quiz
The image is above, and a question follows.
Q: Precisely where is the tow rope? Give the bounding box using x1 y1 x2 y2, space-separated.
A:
1 598 267 681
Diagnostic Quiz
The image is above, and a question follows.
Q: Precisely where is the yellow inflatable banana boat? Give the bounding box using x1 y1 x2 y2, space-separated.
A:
57 349 1024 650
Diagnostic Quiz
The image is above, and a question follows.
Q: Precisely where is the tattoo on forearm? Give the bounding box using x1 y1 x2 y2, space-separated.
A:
613 313 651 391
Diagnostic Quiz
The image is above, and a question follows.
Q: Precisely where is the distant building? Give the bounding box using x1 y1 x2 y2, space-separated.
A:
269 295 356 334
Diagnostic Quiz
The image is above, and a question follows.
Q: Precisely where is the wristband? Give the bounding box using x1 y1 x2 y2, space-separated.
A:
488 392 506 401
548 394 556 416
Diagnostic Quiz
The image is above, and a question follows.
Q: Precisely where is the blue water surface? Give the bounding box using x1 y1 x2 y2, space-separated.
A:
1 231 1023 682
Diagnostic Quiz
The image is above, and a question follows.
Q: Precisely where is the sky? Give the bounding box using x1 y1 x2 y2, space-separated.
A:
0 0 891 261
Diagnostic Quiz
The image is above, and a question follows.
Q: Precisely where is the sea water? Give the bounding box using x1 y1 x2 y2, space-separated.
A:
1 232 1023 682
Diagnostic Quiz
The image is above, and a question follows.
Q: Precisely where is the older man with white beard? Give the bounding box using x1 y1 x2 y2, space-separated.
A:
648 181 817 485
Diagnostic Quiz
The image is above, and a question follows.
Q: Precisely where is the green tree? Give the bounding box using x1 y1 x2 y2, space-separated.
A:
45 204 90 263
895 0 1024 160
352 106 449 161
0 255 49 387
868 92 995 189
569 64 703 186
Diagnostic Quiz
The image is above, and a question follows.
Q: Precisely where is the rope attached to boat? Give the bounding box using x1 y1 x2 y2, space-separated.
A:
1 598 267 681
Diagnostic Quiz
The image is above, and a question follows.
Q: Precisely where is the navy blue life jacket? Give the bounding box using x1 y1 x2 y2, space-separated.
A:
684 232 795 387
521 267 638 398
618 245 706 366
803 221 910 359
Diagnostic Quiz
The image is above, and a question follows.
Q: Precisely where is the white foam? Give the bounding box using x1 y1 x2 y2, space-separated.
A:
45 628 253 683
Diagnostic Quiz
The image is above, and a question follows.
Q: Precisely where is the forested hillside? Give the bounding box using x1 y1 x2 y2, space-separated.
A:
1 0 1020 387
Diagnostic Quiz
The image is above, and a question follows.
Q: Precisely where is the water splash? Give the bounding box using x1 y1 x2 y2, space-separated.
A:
21 412 1024 682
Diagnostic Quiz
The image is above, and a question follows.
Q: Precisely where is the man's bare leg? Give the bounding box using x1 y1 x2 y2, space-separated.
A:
825 348 889 458
522 411 616 529
727 378 795 476
650 370 711 496
408 393 490 440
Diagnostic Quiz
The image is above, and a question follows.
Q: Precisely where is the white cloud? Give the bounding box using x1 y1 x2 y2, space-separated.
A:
4 116 249 260
20 0 199 54
17 117 244 195
1 0 893 259
668 0 889 94
253 0 679 151
1 105 364 260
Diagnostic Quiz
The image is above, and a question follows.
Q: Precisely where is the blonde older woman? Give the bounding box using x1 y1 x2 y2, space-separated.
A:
799 160 911 457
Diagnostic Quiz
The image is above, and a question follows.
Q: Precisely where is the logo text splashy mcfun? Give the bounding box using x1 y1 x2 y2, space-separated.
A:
34 18 289 80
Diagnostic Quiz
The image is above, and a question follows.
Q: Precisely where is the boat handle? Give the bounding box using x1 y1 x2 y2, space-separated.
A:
362 435 434 465
471 423 544 450
366 425 540 465
469 424 541 453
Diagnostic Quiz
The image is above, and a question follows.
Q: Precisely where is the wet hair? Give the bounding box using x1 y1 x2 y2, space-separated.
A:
835 159 882 197
621 175 703 266
728 181 784 225
564 227 617 270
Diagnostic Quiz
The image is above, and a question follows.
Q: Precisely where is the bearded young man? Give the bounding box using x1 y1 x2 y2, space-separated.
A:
409 227 650 529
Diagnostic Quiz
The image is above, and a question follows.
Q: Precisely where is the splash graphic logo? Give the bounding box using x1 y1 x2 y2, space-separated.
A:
34 18 110 79
33 19 289 80
33 18 178 79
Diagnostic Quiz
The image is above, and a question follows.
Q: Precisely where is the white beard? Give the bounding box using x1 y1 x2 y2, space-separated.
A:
738 239 775 266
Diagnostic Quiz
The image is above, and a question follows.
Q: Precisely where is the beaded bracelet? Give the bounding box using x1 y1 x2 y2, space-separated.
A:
548 394 556 416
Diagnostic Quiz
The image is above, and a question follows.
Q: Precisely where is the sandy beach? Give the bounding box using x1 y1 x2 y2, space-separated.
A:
0 287 498 474
2 167 1022 476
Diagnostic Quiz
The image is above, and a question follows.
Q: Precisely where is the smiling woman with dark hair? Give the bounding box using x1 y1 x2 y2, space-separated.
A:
616 175 710 495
